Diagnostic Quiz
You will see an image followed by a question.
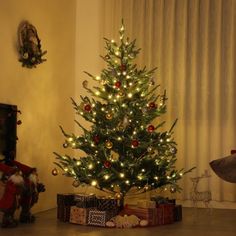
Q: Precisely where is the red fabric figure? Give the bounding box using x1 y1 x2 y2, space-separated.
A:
0 163 24 228
11 160 45 223
0 160 45 227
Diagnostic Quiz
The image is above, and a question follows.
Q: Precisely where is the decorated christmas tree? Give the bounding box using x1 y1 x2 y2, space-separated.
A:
53 22 192 198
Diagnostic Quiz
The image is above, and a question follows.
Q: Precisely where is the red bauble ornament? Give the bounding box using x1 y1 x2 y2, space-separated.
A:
104 160 112 168
115 81 121 88
131 139 139 148
120 64 126 72
93 135 100 144
148 102 156 109
84 104 92 112
147 125 155 132
51 168 58 176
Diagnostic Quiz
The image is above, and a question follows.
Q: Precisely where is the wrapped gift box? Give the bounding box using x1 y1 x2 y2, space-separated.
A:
57 193 76 222
70 206 94 225
57 193 76 206
57 205 71 222
97 197 118 210
120 205 159 226
88 209 117 227
173 204 182 221
156 204 174 225
137 200 156 209
74 194 97 208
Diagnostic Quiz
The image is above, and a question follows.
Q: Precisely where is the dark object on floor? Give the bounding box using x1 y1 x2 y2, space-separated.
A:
209 153 236 183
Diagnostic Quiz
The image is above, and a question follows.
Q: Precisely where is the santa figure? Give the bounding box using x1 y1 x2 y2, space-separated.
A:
0 161 45 228
0 163 24 228
10 160 45 223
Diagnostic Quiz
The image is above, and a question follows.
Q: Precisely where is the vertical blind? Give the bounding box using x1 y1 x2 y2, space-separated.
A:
101 0 236 205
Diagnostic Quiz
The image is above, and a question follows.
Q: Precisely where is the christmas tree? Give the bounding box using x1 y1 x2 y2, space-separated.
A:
54 22 192 197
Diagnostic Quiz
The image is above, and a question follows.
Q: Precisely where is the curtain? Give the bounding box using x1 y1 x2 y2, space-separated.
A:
101 0 236 207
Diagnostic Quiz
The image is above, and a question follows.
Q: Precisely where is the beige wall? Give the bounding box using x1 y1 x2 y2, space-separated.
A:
73 0 104 195
0 0 76 212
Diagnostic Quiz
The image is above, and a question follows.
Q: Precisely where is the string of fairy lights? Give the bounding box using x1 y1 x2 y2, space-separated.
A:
53 22 190 197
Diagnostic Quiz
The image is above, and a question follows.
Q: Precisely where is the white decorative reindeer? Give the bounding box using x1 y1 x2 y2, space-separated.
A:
190 172 212 208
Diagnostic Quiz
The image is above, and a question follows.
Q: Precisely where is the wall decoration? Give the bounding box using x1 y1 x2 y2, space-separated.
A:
17 21 47 68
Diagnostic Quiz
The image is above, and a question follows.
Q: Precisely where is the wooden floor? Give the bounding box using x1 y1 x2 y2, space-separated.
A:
1 207 236 236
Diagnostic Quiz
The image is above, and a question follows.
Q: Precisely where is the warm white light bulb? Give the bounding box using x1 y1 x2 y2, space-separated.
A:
137 175 143 180
91 180 97 186
68 137 73 142
104 175 109 180
120 173 125 178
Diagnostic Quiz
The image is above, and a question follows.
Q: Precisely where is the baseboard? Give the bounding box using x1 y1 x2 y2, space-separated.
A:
177 200 236 209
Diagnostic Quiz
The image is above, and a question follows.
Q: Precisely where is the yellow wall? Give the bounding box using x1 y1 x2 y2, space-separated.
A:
0 0 76 212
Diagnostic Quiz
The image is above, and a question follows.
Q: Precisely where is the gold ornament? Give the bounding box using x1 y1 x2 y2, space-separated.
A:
118 91 125 97
101 80 106 85
105 140 113 149
111 150 119 161
72 180 80 187
79 102 85 109
51 168 58 176
106 113 113 120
